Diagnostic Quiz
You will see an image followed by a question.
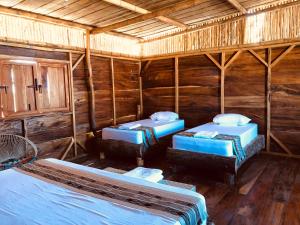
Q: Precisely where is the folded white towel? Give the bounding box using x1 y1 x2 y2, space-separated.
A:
119 123 141 130
124 167 164 183
193 131 218 138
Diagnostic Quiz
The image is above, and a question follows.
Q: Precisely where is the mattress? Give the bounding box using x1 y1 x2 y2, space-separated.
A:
102 119 185 144
172 123 258 157
0 158 207 225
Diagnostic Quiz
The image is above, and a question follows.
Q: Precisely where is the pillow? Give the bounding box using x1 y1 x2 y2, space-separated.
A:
213 113 251 126
150 111 179 122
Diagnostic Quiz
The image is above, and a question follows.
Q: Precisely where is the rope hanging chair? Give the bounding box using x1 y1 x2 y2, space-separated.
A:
0 134 38 170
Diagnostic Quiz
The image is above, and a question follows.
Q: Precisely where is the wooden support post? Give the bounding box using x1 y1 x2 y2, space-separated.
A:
271 45 295 68
248 49 268 67
141 60 152 75
85 30 97 134
69 52 77 156
111 58 116 125
270 132 292 155
138 61 144 118
266 48 272 152
21 119 28 151
205 53 222 70
61 138 75 160
21 119 27 139
72 54 85 71
221 52 225 114
175 57 179 114
224 50 241 69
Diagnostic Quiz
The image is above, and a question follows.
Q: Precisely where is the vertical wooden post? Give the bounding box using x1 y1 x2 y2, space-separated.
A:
221 52 226 114
85 30 97 134
22 119 28 151
69 52 77 156
175 57 179 114
266 48 272 152
22 119 27 139
111 58 116 125
138 61 143 118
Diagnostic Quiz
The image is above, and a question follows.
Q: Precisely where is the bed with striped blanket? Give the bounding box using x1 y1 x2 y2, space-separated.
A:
0 158 207 225
100 119 185 166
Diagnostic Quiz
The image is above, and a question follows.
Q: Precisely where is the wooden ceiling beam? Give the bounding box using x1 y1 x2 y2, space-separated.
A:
107 31 143 41
227 0 247 14
101 0 187 30
91 0 205 34
0 5 142 41
156 16 187 29
0 5 93 30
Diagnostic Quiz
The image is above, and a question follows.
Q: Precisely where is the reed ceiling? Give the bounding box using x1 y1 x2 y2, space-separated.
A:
0 0 296 40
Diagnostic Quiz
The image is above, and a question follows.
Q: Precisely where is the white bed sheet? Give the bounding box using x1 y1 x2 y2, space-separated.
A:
102 119 184 144
172 123 258 157
0 158 207 225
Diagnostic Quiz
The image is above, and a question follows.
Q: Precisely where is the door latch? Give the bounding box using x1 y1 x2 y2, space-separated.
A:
0 85 8 94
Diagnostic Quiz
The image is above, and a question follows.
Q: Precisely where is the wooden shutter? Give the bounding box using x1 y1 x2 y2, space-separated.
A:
0 62 37 118
38 63 70 112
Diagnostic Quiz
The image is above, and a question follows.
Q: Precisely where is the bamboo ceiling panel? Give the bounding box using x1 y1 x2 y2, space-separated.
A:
116 19 177 38
0 0 297 40
169 0 237 25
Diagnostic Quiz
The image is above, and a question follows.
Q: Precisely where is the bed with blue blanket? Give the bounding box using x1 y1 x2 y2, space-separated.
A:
101 119 185 166
0 158 207 225
168 123 265 184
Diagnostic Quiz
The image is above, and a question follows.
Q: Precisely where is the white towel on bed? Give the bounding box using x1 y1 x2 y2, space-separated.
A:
124 167 164 183
193 131 218 138
119 123 142 130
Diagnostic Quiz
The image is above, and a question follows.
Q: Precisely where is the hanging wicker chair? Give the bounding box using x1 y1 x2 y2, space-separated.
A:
0 134 38 170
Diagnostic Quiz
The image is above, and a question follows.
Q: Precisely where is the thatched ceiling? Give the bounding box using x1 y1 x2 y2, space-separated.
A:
0 0 296 40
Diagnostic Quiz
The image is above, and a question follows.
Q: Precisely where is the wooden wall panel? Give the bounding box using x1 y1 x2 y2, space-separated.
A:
271 46 300 155
26 113 73 144
91 56 113 129
114 59 140 123
0 120 22 135
225 50 267 135
179 55 220 128
72 53 89 135
0 45 68 60
143 58 175 118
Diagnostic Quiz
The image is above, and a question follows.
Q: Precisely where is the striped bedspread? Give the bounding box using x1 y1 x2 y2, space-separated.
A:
15 159 205 225
111 125 158 148
178 132 246 165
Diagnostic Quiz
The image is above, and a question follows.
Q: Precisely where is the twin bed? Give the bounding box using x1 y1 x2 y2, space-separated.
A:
100 112 265 183
101 118 185 165
0 158 207 225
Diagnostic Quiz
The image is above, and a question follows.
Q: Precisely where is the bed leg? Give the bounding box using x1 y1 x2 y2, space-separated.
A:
224 173 236 186
137 157 144 166
100 152 106 160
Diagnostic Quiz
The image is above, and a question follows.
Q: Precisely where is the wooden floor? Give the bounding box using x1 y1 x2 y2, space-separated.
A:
73 153 300 225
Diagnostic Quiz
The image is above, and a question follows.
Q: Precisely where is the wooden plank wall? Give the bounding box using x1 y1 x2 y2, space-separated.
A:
142 58 175 118
225 50 267 135
114 59 140 124
179 55 220 128
1 46 140 159
142 46 300 157
271 46 300 155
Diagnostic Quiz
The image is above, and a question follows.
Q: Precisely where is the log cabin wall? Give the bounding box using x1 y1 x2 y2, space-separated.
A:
142 44 300 158
142 59 175 118
1 45 140 159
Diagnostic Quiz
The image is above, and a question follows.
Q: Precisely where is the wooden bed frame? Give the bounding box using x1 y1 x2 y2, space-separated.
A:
99 134 173 166
167 135 265 185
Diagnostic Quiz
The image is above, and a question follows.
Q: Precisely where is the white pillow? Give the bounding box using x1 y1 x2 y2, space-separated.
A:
150 111 179 122
213 113 251 126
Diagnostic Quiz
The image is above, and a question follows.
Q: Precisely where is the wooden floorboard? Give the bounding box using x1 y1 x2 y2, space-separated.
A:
72 154 300 225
